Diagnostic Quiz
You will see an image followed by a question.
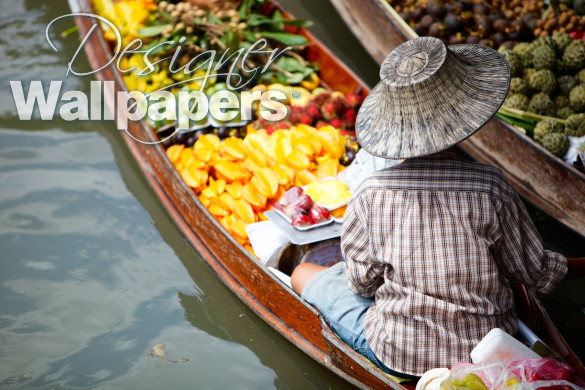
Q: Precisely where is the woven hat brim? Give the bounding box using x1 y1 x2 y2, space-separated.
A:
356 44 511 159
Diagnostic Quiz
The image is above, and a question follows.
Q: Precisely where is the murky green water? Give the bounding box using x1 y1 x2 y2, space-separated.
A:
0 0 584 389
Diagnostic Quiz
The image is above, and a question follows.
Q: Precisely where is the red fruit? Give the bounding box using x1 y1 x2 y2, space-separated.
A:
345 93 363 108
276 122 291 130
344 109 357 124
291 193 314 212
309 204 330 223
300 114 313 125
291 213 311 226
315 120 328 128
569 30 583 39
330 97 350 114
264 125 275 135
312 92 331 106
321 101 337 120
288 111 302 124
330 118 344 128
306 104 322 119
280 186 303 204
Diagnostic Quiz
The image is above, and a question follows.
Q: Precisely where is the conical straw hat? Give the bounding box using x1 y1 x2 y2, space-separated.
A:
356 37 510 159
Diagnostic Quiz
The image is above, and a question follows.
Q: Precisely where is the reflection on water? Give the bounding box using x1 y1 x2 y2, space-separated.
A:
0 0 584 389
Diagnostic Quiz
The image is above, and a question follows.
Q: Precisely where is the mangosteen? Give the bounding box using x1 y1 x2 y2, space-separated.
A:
411 6 427 22
475 16 493 37
193 128 206 141
493 32 507 47
500 40 517 50
345 150 356 164
459 11 475 28
473 3 489 15
419 14 435 31
465 35 481 44
454 0 471 12
492 19 508 33
175 132 189 144
427 0 447 19
185 135 196 147
428 22 448 38
448 33 464 44
510 20 531 40
444 13 462 33
489 12 505 23
217 126 230 139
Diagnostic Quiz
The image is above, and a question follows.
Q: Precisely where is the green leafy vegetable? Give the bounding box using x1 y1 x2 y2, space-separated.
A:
258 31 308 46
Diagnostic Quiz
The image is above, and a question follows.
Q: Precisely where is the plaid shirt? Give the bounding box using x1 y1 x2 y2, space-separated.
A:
341 151 567 376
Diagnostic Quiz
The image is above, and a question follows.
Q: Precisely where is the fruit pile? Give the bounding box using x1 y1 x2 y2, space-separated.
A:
499 35 585 156
390 0 585 47
165 124 348 249
95 0 363 253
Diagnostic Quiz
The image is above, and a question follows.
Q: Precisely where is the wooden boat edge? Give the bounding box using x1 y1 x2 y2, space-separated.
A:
330 0 585 239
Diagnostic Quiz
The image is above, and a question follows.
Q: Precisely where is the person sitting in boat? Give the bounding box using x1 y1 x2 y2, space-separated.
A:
290 36 571 379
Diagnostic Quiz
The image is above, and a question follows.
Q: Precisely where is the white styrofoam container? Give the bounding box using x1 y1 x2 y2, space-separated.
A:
246 220 289 264
470 328 541 365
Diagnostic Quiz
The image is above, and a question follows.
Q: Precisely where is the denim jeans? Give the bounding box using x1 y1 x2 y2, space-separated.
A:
301 262 417 380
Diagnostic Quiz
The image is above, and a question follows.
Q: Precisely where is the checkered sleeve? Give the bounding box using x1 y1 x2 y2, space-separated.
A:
341 190 384 299
496 191 568 294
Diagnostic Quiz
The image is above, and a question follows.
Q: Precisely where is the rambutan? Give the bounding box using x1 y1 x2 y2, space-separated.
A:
344 109 357 126
300 114 313 125
345 93 363 108
330 118 344 128
305 104 322 120
312 92 331 106
321 101 337 121
315 120 328 129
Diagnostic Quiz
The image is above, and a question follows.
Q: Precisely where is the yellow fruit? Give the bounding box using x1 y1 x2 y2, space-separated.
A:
222 137 249 160
300 73 320 91
288 86 312 107
295 169 318 187
233 199 255 224
166 144 184 164
272 164 295 185
180 147 195 167
316 159 339 179
225 181 243 199
330 205 346 218
256 167 279 198
214 160 251 182
208 203 230 217
228 217 249 240
242 182 267 210
209 177 226 196
286 149 311 170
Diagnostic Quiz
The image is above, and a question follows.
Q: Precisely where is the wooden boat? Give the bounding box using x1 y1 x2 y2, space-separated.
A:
330 0 585 239
68 0 585 388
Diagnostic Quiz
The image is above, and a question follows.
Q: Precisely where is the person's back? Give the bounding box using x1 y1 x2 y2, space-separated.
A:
342 150 567 376
291 36 571 379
